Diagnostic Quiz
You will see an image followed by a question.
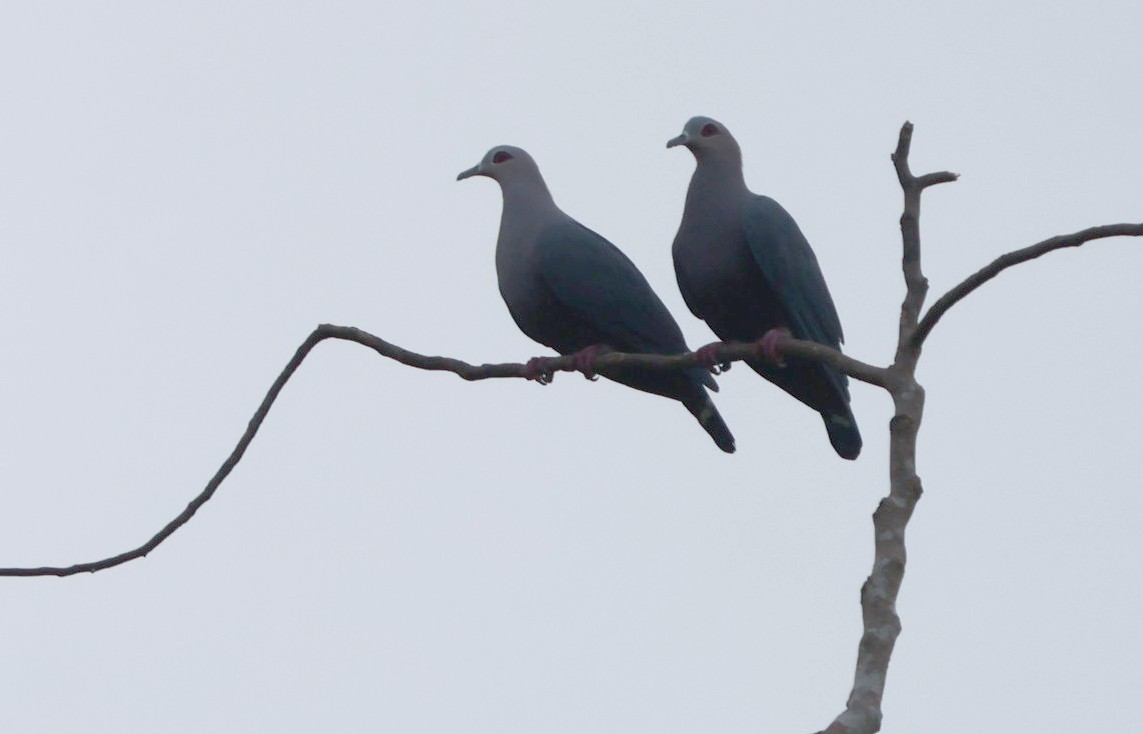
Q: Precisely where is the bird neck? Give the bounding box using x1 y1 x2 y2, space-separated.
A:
499 174 561 221
689 153 749 207
495 174 566 259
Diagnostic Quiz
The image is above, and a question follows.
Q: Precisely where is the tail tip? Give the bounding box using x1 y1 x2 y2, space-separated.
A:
825 413 862 460
704 412 736 453
693 400 736 454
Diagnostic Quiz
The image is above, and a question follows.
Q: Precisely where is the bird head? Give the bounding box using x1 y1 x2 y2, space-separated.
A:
457 145 536 183
666 116 742 164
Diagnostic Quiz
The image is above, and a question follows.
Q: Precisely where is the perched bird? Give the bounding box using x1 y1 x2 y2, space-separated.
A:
667 117 861 459
458 145 735 453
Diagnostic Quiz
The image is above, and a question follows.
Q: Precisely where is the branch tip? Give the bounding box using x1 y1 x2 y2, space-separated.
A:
913 222 1143 347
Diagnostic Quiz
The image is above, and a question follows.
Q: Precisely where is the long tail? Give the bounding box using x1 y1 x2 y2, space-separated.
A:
822 409 861 460
684 393 736 454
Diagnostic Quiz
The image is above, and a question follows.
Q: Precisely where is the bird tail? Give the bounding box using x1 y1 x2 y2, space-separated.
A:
684 394 736 454
822 410 862 460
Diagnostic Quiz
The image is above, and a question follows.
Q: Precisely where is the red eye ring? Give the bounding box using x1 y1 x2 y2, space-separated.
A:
492 150 513 164
700 123 719 137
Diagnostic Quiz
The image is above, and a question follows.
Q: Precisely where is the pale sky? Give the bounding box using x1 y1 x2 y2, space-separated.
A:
2 2 1141 732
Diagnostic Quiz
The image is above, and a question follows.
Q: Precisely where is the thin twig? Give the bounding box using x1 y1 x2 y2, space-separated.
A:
0 329 327 577
0 325 883 577
911 223 1143 347
891 120 958 363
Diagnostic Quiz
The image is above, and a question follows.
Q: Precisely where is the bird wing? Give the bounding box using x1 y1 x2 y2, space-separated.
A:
741 195 845 347
671 252 705 321
536 220 717 389
536 220 688 353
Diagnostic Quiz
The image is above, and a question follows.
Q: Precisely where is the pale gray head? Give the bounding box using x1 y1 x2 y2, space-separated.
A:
666 116 742 165
457 145 541 184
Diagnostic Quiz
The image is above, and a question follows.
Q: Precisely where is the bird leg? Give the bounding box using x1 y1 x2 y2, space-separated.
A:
568 344 611 381
524 356 559 385
695 341 733 374
758 327 792 366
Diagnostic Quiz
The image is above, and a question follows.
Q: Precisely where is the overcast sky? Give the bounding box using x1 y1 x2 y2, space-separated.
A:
2 2 1141 732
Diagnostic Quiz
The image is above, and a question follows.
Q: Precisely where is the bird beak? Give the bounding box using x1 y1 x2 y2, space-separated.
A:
457 165 481 181
666 133 688 149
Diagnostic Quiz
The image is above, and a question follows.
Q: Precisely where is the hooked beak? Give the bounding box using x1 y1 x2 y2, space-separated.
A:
457 165 481 181
666 133 688 149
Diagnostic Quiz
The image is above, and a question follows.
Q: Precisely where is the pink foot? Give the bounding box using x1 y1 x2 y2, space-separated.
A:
695 341 732 374
524 356 558 385
759 327 792 364
568 344 610 381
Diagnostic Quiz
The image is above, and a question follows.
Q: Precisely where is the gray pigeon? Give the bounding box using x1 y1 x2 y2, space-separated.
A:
458 145 735 453
667 117 861 459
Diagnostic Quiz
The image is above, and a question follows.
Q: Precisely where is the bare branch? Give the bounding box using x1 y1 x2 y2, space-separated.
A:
823 125 1140 734
635 336 889 388
891 120 958 359
821 122 947 734
0 328 328 577
335 325 889 388
912 223 1143 348
822 385 924 734
0 324 883 577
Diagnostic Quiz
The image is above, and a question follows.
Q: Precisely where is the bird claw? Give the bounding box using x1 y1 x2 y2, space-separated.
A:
695 342 732 375
759 327 792 366
525 345 610 384
524 357 556 385
569 344 609 380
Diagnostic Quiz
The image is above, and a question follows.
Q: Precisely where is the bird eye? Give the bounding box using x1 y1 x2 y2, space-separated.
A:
492 150 513 164
700 123 719 137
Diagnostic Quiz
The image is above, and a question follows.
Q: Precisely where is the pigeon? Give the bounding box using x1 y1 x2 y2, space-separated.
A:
458 145 735 453
667 117 861 459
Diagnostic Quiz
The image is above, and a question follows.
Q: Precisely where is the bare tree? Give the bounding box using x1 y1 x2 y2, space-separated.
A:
2 123 1140 734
